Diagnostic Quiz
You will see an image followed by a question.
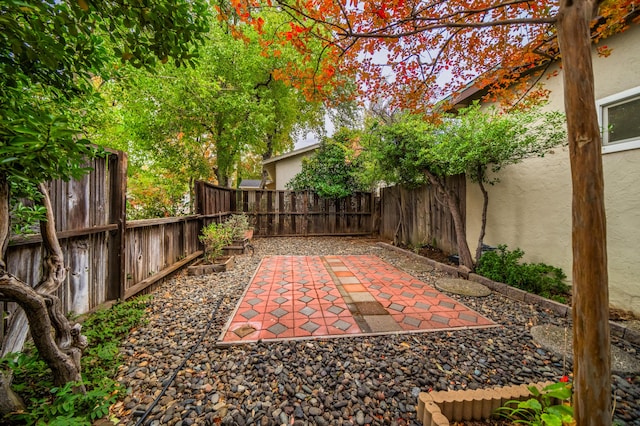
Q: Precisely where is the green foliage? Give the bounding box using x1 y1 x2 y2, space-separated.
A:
496 382 574 426
1 297 149 425
126 170 191 220
199 222 233 262
9 202 47 236
363 117 433 188
367 103 566 188
89 9 336 214
476 245 570 302
425 103 566 184
1 0 209 89
1 0 211 216
221 214 252 241
1 110 102 185
287 129 368 198
81 298 150 381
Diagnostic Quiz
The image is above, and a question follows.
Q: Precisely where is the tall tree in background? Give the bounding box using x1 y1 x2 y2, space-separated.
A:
90 9 349 215
232 0 640 423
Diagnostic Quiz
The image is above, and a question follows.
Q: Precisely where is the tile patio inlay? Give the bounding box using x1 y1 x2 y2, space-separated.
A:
219 255 496 344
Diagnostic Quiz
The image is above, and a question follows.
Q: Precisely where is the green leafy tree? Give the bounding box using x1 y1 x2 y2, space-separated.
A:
370 104 566 269
0 0 209 414
89 9 342 216
288 129 367 199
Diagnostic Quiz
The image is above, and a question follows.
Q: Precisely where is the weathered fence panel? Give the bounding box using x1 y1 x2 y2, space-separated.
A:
379 176 465 255
195 181 234 220
195 182 375 236
3 151 127 345
252 190 372 236
123 216 202 299
2 152 207 347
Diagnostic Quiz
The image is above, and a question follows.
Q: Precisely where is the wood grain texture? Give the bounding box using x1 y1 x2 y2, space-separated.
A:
379 176 465 255
196 184 375 237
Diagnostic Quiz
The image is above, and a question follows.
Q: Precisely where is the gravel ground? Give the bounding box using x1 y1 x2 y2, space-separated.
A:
113 237 640 426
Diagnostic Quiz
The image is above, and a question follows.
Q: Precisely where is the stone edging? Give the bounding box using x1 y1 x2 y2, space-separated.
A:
416 381 554 426
376 242 640 345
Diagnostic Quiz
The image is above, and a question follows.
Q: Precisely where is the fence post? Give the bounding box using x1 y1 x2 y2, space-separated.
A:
108 151 127 300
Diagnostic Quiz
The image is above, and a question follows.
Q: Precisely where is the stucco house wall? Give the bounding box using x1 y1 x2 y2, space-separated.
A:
262 144 319 190
464 24 640 314
273 155 309 190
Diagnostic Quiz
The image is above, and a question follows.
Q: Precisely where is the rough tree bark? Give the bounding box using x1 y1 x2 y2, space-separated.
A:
0 174 25 413
557 1 611 425
0 179 88 416
260 135 274 189
393 190 406 246
475 166 490 263
424 170 474 270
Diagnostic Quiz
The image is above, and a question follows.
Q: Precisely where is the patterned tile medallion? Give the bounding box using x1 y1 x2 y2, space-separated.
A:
219 255 495 344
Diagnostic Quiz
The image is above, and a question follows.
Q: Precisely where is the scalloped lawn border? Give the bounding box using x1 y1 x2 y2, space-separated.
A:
417 381 555 426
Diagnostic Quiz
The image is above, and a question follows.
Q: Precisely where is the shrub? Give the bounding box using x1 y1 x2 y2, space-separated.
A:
496 381 574 425
476 245 570 303
199 222 233 262
221 214 251 241
2 297 149 425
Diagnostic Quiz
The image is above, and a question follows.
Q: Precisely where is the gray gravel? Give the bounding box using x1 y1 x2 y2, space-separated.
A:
115 237 640 425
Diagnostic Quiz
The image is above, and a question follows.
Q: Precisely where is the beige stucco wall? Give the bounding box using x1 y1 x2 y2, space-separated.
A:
465 24 640 314
274 152 315 190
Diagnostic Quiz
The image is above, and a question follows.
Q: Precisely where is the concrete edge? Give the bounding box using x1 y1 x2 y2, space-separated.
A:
376 242 639 346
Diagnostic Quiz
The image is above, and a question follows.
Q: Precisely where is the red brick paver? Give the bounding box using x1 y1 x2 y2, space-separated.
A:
218 255 495 344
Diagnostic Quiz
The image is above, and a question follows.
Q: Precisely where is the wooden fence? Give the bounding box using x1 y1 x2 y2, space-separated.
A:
195 181 375 236
3 165 461 346
123 216 202 299
4 152 126 343
2 151 205 345
379 176 466 255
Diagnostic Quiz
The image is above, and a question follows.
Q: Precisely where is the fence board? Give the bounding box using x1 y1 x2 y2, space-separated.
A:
379 176 465 255
2 151 126 346
195 183 374 236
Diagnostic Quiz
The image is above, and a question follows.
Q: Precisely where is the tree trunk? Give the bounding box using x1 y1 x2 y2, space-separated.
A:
557 1 611 425
0 273 86 388
260 135 274 189
2 184 67 355
0 181 88 416
475 168 490 263
424 170 474 270
393 189 405 246
0 174 25 413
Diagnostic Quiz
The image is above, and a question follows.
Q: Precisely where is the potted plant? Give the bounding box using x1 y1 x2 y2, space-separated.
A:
189 222 234 275
221 214 253 255
223 214 253 241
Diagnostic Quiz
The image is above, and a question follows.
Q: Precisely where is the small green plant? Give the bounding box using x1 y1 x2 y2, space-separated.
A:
476 245 570 302
496 380 574 426
199 222 233 262
2 297 149 425
221 214 251 241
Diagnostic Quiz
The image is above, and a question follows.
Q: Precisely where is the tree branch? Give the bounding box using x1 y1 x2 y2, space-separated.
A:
35 183 65 294
342 17 556 39
0 272 84 389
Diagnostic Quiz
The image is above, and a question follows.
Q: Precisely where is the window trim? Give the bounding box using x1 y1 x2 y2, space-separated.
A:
597 85 640 154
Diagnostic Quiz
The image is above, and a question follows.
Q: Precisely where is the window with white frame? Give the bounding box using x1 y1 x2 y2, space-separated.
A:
597 86 640 154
